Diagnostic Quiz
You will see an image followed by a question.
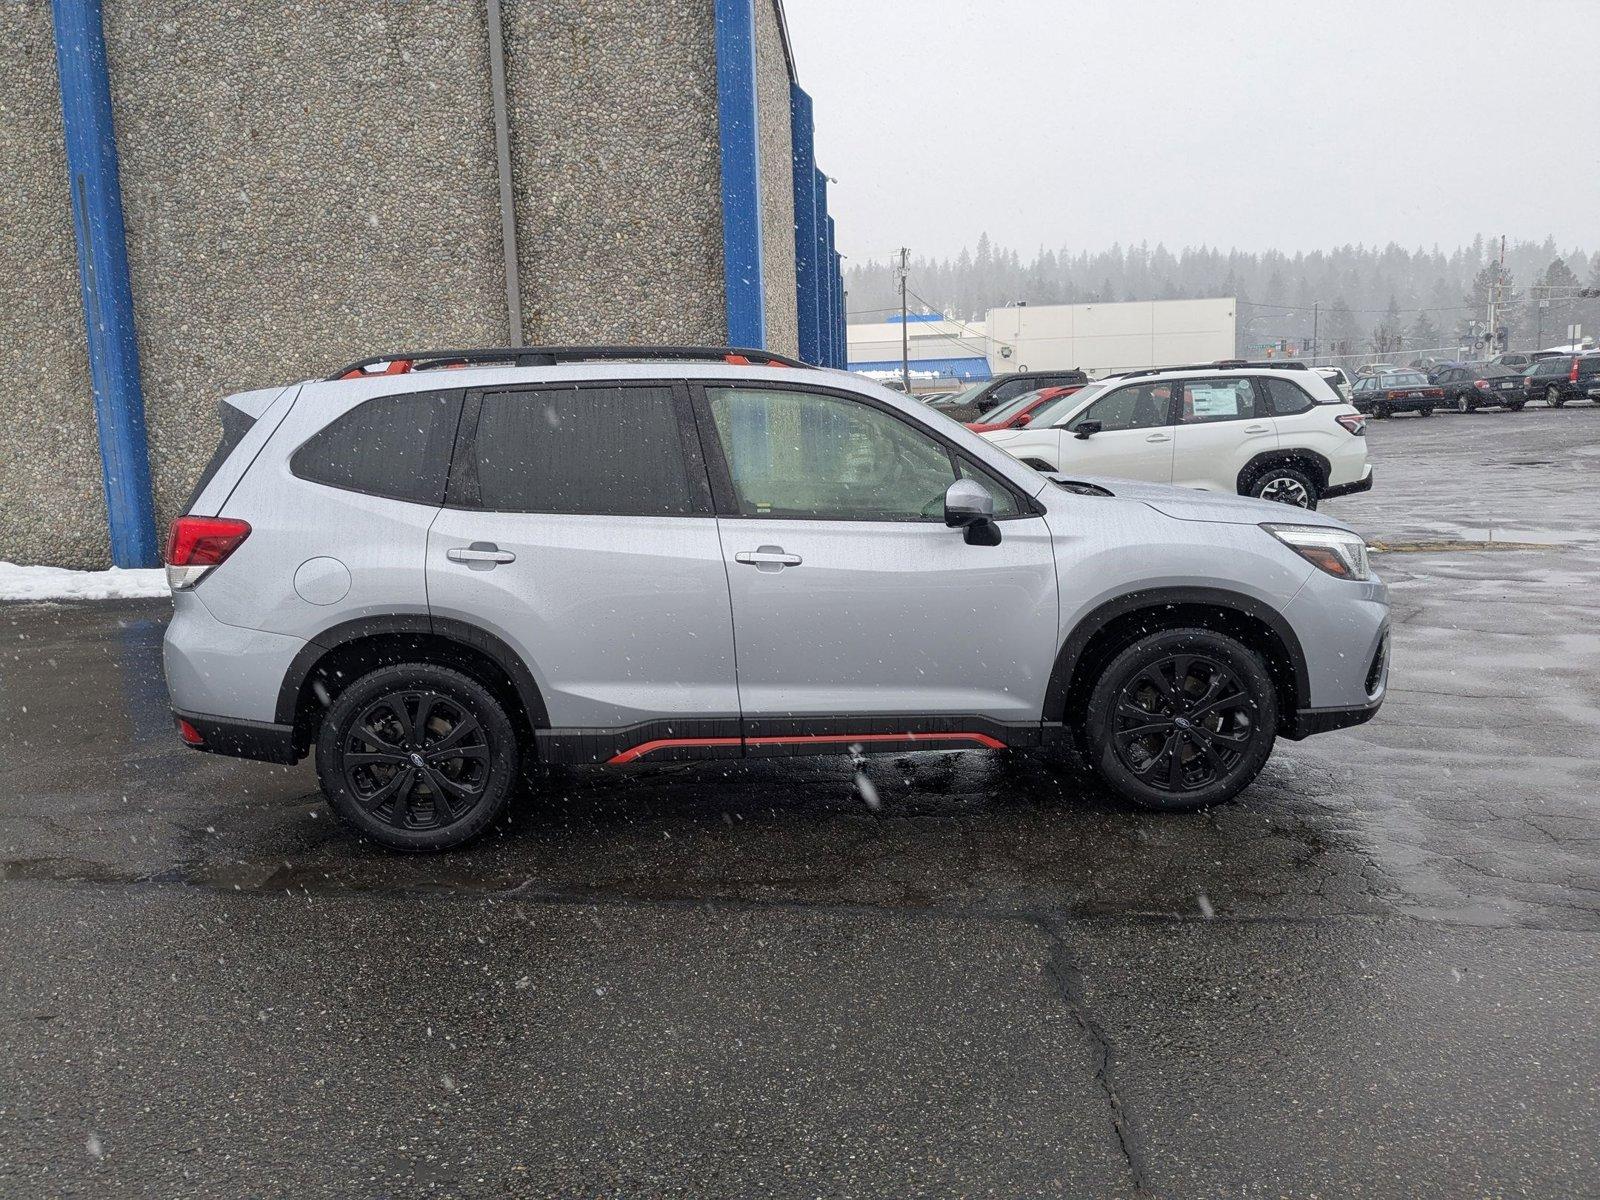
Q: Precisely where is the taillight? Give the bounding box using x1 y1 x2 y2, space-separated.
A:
1335 413 1366 435
165 516 251 590
1571 359 1581 383
1474 379 1489 390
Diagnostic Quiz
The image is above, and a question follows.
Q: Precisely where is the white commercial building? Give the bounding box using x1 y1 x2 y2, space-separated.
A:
849 297 1237 383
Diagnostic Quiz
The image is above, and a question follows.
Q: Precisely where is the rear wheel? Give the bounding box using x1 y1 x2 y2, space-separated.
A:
316 663 519 852
1248 465 1318 510
1507 401 1526 412
1084 628 1278 812
1418 405 1434 417
1455 393 1472 413
1547 385 1566 408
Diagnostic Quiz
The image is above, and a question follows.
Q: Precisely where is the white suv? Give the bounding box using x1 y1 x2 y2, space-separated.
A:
981 362 1371 510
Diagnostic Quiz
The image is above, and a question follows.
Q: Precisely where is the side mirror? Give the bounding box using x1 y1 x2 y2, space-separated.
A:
1072 419 1102 439
943 478 1002 546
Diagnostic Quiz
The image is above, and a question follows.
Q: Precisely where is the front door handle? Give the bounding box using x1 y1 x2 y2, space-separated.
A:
735 546 802 570
447 542 516 568
1244 424 1270 434
1145 433 1172 442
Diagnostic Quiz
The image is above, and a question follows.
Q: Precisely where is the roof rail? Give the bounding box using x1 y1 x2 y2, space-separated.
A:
1114 359 1313 380
328 345 812 381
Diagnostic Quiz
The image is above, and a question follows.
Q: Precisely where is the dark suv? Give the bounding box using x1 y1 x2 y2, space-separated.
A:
1522 355 1600 407
928 369 1090 422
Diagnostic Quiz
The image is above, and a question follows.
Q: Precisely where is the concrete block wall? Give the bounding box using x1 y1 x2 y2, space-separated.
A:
0 2 108 569
0 0 822 568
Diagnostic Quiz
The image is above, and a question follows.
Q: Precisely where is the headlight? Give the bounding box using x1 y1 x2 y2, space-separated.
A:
1263 524 1370 580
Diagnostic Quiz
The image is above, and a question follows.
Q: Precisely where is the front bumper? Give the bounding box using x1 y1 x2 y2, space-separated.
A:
1287 699 1382 739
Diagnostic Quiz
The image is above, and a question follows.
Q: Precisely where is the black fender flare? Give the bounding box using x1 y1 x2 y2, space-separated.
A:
274 614 549 729
1042 585 1311 722
1236 449 1331 495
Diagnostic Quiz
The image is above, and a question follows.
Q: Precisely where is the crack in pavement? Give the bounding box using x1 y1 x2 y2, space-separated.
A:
1038 917 1150 1196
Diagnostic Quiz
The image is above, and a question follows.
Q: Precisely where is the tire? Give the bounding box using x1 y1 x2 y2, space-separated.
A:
1084 628 1278 812
1507 401 1526 412
1418 406 1434 417
1455 393 1472 413
316 663 519 852
1547 385 1566 409
1248 464 1319 510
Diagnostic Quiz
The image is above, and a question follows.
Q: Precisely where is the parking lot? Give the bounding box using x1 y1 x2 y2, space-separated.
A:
3 407 1598 1197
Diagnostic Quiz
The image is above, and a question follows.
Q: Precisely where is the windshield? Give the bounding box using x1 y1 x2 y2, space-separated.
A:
1028 381 1109 426
979 389 1045 424
928 383 985 409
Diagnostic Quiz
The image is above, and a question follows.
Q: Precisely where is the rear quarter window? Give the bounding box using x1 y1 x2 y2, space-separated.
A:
185 400 257 511
1258 376 1318 415
291 390 463 505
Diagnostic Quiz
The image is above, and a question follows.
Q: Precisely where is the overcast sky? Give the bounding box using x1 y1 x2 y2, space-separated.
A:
783 0 1600 266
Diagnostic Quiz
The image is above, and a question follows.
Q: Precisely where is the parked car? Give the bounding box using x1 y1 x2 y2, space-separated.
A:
1350 370 1444 417
926 369 1090 422
1490 351 1533 371
163 344 1388 850
965 384 1082 433
1431 362 1527 412
1354 363 1397 378
1313 366 1353 400
1521 354 1600 407
981 361 1370 510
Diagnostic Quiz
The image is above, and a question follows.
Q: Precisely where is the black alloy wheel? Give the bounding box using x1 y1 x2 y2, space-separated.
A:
1086 628 1278 812
317 664 518 851
1251 466 1318 510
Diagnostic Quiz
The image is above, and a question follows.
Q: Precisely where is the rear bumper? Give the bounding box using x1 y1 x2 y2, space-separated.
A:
1322 467 1373 500
172 709 299 765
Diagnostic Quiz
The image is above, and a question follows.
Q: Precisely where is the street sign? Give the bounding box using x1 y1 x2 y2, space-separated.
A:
1569 324 1583 342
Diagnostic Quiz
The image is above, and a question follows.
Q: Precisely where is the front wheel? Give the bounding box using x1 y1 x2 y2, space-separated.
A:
316 663 519 852
1084 628 1278 811
1249 465 1319 510
1547 385 1566 408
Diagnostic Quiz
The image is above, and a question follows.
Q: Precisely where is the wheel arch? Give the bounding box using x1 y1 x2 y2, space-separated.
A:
1236 448 1331 496
1044 587 1310 729
275 615 549 757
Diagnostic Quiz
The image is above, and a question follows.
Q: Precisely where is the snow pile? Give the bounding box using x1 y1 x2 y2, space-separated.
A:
0 561 169 601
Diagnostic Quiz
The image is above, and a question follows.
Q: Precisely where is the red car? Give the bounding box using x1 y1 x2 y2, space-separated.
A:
965 384 1081 433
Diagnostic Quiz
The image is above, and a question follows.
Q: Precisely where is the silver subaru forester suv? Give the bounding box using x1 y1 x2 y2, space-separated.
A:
164 346 1389 851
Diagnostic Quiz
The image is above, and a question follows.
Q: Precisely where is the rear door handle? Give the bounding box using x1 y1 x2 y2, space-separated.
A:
1244 424 1270 433
735 546 802 569
1145 433 1171 442
447 542 516 566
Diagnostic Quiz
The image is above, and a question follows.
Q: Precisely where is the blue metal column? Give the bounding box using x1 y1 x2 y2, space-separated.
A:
824 216 840 368
789 84 821 365
53 0 158 566
713 0 766 349
813 171 831 366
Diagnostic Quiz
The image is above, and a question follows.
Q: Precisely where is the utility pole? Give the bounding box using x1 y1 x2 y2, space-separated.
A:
897 247 911 393
1311 302 1319 364
1487 234 1506 356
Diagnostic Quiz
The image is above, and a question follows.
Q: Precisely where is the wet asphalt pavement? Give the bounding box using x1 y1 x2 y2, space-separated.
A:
3 408 1599 1198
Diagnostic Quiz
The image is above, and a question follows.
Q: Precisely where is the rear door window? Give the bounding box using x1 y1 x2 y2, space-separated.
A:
291 390 462 505
1257 377 1316 416
469 384 700 516
1179 378 1258 423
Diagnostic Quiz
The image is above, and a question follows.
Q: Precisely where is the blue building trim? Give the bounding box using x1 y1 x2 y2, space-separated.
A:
826 218 842 368
53 0 158 567
813 169 831 367
849 357 993 381
713 0 766 349
789 83 821 365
